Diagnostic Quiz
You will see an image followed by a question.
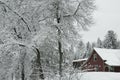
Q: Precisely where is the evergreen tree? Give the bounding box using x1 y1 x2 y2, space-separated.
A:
103 30 118 49
96 38 103 48
117 41 120 49
91 42 96 48
85 42 92 57
75 41 85 59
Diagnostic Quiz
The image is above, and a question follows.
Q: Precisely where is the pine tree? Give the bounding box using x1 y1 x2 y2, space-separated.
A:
85 42 92 57
103 30 118 49
96 38 103 48
117 41 120 49
75 41 85 59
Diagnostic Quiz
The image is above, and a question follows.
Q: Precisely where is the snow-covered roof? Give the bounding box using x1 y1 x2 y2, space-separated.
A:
73 58 87 62
79 72 120 80
94 48 120 66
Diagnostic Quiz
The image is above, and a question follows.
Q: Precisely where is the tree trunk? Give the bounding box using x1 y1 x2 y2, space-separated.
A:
56 0 63 78
11 73 14 80
21 52 26 80
58 40 63 77
21 63 25 80
35 48 44 80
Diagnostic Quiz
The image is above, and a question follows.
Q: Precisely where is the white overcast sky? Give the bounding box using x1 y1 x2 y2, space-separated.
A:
81 0 120 43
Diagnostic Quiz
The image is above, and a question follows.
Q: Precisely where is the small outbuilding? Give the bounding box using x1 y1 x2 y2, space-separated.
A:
73 58 87 68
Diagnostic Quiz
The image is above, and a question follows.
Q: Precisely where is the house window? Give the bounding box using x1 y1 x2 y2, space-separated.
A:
93 54 97 61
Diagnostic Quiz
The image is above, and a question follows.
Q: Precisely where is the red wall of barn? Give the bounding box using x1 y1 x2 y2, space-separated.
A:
114 66 120 72
85 50 104 71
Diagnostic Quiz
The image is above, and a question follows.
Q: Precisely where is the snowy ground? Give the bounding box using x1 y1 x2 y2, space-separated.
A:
45 72 120 80
79 72 120 80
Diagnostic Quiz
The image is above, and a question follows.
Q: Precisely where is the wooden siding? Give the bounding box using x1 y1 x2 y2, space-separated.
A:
83 50 104 71
83 49 120 72
73 60 86 68
114 66 120 72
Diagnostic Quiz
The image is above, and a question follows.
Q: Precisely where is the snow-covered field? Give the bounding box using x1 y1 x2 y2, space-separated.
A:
45 72 120 80
79 72 120 80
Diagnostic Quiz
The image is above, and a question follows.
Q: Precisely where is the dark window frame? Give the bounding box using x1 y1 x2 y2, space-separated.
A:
93 54 97 61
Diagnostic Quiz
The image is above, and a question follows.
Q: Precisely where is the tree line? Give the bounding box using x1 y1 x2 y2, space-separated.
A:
75 30 120 59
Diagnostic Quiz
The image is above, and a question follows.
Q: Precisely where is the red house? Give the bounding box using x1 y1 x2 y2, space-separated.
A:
82 48 120 72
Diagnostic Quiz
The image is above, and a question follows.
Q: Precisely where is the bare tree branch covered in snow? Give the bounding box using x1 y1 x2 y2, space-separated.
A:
0 0 95 80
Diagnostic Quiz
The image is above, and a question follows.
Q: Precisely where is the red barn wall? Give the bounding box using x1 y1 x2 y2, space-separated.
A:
114 66 120 72
85 50 104 71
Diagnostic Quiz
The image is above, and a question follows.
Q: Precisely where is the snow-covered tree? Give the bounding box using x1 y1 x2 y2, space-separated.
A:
96 38 103 48
117 41 120 49
0 0 95 79
35 0 95 78
85 42 92 57
0 0 46 79
103 30 118 49
91 42 96 48
75 41 85 59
